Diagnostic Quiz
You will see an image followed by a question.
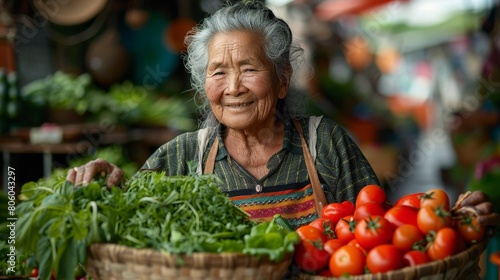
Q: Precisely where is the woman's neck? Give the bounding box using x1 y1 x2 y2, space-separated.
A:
223 118 285 179
224 117 285 147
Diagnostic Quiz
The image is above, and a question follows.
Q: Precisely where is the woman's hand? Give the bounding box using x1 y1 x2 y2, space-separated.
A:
66 158 124 188
459 191 500 232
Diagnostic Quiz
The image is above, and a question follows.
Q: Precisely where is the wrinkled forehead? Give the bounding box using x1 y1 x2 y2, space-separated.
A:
208 30 264 50
206 31 269 64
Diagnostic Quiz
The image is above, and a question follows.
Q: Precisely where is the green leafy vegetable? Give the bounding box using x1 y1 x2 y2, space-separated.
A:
243 215 299 262
21 71 196 130
0 240 30 276
16 168 298 280
101 171 254 254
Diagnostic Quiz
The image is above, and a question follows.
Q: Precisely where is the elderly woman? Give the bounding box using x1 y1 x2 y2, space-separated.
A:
67 1 499 230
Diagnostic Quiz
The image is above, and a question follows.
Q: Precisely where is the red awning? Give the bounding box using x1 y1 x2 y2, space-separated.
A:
315 0 403 21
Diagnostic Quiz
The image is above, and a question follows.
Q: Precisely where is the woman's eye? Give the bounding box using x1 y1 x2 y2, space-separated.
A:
213 71 224 76
244 68 255 72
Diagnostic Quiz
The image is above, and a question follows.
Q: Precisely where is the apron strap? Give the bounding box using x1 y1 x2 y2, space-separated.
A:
197 127 213 174
292 118 327 217
204 136 218 175
203 118 327 216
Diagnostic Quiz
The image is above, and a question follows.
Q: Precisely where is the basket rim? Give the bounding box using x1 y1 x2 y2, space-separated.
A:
87 242 291 269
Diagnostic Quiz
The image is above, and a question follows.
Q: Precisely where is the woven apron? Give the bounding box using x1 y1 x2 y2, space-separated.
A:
199 117 327 229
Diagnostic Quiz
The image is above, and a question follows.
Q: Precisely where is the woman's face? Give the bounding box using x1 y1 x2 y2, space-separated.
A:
205 31 287 131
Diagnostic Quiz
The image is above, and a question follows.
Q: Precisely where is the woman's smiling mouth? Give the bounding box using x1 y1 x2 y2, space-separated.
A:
225 101 255 108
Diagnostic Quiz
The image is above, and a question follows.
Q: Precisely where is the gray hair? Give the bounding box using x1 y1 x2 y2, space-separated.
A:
183 1 306 129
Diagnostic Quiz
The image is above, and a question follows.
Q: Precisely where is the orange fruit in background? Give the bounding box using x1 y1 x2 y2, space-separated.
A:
164 17 197 53
375 47 401 73
343 36 372 70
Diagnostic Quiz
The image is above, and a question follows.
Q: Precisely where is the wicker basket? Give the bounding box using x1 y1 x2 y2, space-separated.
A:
86 243 292 280
299 241 487 280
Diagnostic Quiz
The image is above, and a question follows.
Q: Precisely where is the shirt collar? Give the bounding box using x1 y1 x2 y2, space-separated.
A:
215 118 304 161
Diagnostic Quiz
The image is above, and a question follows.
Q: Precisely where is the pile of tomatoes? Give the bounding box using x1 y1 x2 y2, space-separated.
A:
293 185 486 277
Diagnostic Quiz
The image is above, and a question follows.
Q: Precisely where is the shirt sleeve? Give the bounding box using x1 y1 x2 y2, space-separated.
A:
136 131 200 176
314 118 381 204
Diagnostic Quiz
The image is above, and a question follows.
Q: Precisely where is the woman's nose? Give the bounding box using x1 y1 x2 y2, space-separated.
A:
226 73 243 95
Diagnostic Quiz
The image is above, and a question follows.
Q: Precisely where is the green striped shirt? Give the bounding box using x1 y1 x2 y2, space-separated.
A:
138 116 380 204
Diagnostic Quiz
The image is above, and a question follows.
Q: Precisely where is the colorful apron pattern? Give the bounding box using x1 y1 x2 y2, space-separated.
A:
227 182 319 228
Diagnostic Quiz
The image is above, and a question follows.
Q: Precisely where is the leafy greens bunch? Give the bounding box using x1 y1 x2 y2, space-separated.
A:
16 171 298 280
103 171 255 252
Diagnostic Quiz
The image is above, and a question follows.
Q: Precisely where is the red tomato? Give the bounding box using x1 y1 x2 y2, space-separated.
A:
309 218 336 240
394 192 423 209
417 206 453 234
420 188 450 211
456 214 486 243
384 205 419 228
403 250 430 267
427 227 459 261
322 202 351 226
356 184 388 207
324 239 346 255
30 268 39 277
296 225 328 250
329 245 366 277
293 242 330 273
392 224 425 252
366 244 404 273
294 225 330 272
354 216 394 250
335 215 357 243
341 200 355 215
347 238 367 255
353 203 386 221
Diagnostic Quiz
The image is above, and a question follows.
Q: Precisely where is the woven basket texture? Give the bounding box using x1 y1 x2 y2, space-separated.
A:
86 243 292 280
299 241 487 280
